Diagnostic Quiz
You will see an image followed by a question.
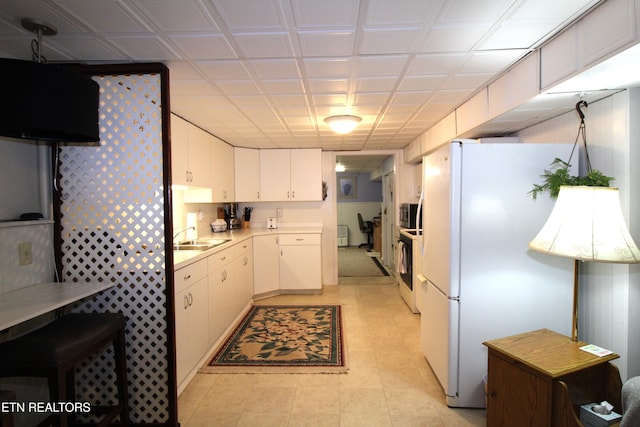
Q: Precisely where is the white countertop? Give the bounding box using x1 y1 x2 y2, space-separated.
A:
173 225 323 269
0 281 114 331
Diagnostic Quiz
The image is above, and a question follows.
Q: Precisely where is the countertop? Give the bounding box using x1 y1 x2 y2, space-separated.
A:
0 281 114 331
173 225 323 269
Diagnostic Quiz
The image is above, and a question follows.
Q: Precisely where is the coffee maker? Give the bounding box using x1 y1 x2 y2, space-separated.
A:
225 203 241 229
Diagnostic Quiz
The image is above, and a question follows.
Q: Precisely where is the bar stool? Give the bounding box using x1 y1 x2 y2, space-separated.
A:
0 313 129 427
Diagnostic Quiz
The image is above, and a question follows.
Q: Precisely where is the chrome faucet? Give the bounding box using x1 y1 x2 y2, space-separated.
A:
173 226 195 243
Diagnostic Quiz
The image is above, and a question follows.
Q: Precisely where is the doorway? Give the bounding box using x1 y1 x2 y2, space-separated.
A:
335 154 395 284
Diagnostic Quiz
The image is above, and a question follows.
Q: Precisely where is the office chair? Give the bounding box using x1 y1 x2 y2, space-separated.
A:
357 213 373 249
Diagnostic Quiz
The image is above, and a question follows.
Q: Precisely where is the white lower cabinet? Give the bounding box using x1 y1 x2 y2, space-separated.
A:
253 234 280 296
174 259 209 388
208 241 254 345
279 234 321 291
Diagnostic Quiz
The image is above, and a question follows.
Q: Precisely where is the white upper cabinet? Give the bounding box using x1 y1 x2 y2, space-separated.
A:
235 148 322 202
171 114 211 189
185 124 212 189
260 149 291 201
209 137 234 202
234 147 261 202
290 149 322 201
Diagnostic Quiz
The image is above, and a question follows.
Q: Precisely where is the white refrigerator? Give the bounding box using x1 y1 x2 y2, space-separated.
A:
419 140 575 408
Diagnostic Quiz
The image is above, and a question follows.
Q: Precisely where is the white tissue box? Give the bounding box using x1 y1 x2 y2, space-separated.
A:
579 403 622 427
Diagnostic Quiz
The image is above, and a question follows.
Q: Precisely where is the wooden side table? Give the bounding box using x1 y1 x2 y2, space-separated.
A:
484 329 622 427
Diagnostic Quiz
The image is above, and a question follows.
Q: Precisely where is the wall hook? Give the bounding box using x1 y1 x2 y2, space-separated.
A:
575 100 588 121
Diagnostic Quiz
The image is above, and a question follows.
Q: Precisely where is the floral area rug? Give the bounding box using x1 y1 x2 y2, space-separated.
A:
200 305 348 374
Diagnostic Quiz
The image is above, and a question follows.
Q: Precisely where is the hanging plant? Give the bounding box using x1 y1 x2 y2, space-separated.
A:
529 158 614 200
529 100 614 200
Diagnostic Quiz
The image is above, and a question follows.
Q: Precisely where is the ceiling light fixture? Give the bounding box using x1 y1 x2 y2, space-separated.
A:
324 115 361 134
335 162 345 172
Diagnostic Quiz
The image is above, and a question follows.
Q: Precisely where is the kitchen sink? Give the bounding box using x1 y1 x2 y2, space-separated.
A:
173 243 215 251
198 238 232 246
173 238 231 251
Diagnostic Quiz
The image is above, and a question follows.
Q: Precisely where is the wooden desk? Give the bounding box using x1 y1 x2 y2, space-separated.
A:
372 217 381 253
0 282 114 331
484 329 622 427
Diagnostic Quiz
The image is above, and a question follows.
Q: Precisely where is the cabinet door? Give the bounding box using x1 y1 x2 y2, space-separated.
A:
211 137 234 202
187 125 212 188
260 149 291 201
280 243 321 290
290 149 322 201
234 147 260 201
175 276 209 387
253 235 280 295
487 352 550 427
171 115 190 187
175 287 191 385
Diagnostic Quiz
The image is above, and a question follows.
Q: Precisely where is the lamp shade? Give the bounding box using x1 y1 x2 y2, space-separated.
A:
529 186 640 263
324 115 361 134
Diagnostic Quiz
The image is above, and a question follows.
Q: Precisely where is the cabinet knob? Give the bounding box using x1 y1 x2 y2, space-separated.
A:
183 294 189 309
183 274 191 281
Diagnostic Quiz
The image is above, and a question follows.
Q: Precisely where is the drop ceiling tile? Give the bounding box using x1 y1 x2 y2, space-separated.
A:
421 25 491 52
353 92 391 105
104 35 178 60
171 80 221 96
169 34 238 59
303 58 352 78
57 0 152 33
270 94 310 107
359 27 422 54
398 75 448 91
297 30 355 56
366 0 434 26
260 79 305 94
355 77 398 92
166 60 205 80
434 0 513 23
196 60 252 80
406 53 468 75
291 0 359 28
355 55 410 77
232 32 294 57
311 93 348 106
134 0 218 31
308 78 349 93
212 0 286 30
51 37 128 61
228 95 272 107
392 91 433 103
247 59 300 79
441 73 493 90
215 80 263 95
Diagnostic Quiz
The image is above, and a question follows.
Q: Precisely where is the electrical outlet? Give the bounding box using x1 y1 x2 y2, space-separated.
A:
18 242 32 266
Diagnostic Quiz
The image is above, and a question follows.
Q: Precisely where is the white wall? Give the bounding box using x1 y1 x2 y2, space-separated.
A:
517 90 640 380
337 202 381 247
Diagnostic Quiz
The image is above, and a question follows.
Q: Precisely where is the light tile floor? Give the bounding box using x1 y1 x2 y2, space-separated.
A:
178 282 486 426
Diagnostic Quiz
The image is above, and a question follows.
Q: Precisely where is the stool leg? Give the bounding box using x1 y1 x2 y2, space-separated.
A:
114 329 129 426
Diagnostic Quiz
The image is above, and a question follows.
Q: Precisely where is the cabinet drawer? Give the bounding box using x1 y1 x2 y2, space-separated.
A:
279 234 321 245
174 259 207 294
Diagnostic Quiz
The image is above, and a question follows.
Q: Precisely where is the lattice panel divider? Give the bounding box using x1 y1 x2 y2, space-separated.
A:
58 72 169 424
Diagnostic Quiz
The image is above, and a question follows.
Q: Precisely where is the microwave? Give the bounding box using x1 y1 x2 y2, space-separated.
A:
399 203 421 229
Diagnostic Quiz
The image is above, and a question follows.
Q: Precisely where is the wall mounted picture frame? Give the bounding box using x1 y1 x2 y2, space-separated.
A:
338 176 356 199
